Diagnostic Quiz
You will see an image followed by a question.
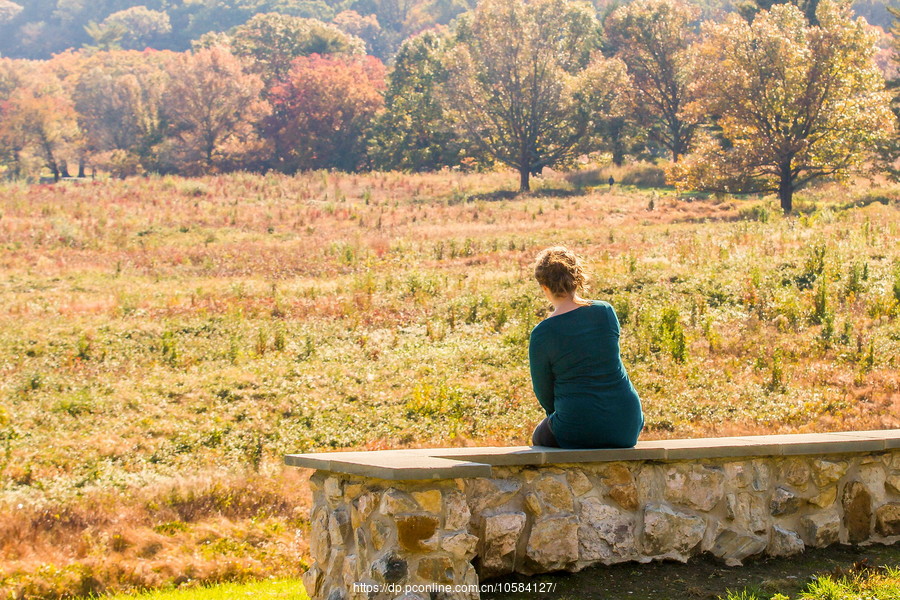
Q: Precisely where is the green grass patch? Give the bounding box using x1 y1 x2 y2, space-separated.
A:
97 578 308 600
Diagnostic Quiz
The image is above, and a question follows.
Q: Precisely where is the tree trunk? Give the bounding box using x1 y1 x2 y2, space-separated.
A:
519 166 530 193
78 156 86 178
60 160 71 178
778 162 793 214
612 140 625 167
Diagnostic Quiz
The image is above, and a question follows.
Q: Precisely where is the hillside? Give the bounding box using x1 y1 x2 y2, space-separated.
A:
0 0 892 60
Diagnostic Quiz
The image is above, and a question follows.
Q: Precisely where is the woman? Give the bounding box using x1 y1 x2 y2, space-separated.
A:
529 246 644 448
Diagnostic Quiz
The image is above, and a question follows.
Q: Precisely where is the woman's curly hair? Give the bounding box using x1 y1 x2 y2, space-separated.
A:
533 246 588 298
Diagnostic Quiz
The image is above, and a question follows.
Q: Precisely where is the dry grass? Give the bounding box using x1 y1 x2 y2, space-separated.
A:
0 167 898 597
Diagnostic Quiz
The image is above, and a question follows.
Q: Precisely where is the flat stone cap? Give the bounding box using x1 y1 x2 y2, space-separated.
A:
283 429 900 481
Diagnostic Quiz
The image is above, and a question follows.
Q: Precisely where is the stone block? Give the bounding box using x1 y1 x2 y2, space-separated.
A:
343 482 364 502
370 519 392 552
812 459 847 487
886 475 900 495
609 485 639 511
800 512 840 547
641 504 705 557
311 507 331 561
525 515 580 572
808 486 837 509
443 490 471 530
524 493 542 517
467 478 522 515
441 531 479 560
724 460 771 491
533 474 575 514
371 552 408 583
327 546 346 578
302 565 323 598
567 469 594 496
380 489 417 516
780 459 810 489
325 477 343 505
480 512 526 578
578 497 636 561
842 481 872 543
725 492 768 534
328 508 352 548
395 514 439 552
412 490 442 514
768 526 805 558
416 556 455 583
858 465 887 503
341 553 359 587
875 502 900 537
711 529 766 566
664 465 725 512
601 464 634 487
351 492 379 529
770 487 801 516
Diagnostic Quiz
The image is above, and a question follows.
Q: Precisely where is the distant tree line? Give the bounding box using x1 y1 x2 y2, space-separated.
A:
0 0 896 212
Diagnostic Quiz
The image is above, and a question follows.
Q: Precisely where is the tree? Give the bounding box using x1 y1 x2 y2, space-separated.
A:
96 6 172 51
874 5 900 180
161 46 270 173
72 50 173 173
265 54 385 172
442 0 624 192
0 70 81 181
669 1 895 214
333 10 387 57
230 13 364 84
369 28 467 171
735 0 821 25
605 0 700 162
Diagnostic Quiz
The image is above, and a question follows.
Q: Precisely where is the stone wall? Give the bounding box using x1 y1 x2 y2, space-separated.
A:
301 450 900 600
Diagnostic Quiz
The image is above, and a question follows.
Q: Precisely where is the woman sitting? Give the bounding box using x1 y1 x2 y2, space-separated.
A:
529 246 644 449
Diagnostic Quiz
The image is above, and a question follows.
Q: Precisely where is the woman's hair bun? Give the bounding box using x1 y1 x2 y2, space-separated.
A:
533 246 588 298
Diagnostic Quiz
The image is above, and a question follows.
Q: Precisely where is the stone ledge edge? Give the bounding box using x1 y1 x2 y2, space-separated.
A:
284 430 900 480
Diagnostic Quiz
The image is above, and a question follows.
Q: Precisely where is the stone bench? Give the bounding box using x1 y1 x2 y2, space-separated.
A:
285 431 900 600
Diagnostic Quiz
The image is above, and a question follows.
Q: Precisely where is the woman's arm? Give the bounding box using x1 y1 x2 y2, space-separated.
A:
529 331 555 416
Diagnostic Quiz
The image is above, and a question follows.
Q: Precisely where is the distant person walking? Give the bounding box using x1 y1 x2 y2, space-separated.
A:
608 175 615 190
528 247 644 449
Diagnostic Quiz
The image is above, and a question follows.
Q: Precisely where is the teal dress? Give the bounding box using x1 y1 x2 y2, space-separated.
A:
529 300 644 448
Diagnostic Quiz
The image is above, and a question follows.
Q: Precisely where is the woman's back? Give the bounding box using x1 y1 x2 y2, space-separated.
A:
529 300 644 448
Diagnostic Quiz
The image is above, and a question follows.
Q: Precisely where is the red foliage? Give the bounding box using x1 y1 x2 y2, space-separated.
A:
265 54 386 172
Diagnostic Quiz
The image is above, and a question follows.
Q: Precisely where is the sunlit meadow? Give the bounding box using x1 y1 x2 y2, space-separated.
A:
1 168 898 597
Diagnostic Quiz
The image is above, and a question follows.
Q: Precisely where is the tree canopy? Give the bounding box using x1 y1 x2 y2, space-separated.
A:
442 0 627 191
605 0 700 162
669 0 895 213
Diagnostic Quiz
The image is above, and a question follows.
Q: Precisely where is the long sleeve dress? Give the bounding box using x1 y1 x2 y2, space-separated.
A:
528 299 644 448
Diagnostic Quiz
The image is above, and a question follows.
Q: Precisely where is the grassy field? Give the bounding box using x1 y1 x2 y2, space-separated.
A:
0 168 898 598
95 578 308 600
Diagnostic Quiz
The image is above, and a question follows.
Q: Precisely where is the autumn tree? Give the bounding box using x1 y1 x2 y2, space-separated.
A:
332 10 387 57
265 54 385 172
874 4 900 180
442 0 626 192
161 46 270 173
93 6 173 51
229 13 364 83
605 0 700 162
370 29 467 171
736 0 820 25
72 50 173 175
0 60 80 180
669 1 895 214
